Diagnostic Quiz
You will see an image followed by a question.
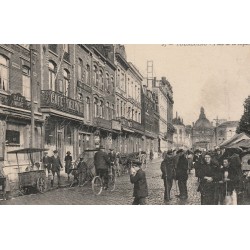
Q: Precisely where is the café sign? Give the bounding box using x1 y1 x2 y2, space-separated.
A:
2 93 30 110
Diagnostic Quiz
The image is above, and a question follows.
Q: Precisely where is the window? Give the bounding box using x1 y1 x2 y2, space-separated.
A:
49 61 56 91
121 72 125 91
6 130 20 145
100 70 104 90
127 78 130 97
22 66 31 99
86 97 90 121
135 111 138 122
78 93 83 101
78 58 83 81
131 82 134 98
111 104 115 119
100 100 104 118
120 101 123 117
138 112 141 123
94 97 98 117
106 73 110 92
135 85 137 99
116 99 119 117
128 107 131 119
111 76 114 93
63 45 70 61
117 69 120 87
0 55 9 91
86 64 90 85
106 102 110 120
63 69 70 96
63 44 69 53
48 44 57 53
93 65 98 87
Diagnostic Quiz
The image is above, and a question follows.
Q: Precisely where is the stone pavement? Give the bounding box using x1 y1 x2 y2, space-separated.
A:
1 158 202 205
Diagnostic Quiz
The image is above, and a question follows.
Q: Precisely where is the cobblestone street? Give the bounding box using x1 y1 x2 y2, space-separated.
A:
1 159 202 205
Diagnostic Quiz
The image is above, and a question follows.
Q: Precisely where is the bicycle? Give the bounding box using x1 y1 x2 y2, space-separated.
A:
69 164 94 188
92 166 116 195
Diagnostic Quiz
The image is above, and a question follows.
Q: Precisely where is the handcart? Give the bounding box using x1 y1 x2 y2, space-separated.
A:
7 148 49 194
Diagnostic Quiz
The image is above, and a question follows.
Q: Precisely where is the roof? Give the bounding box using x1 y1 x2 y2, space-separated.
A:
7 148 49 154
220 132 250 148
217 121 239 128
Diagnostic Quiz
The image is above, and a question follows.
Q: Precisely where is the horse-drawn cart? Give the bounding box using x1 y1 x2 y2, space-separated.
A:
7 148 48 194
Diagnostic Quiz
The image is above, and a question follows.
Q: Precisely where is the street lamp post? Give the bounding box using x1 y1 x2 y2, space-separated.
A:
30 44 36 148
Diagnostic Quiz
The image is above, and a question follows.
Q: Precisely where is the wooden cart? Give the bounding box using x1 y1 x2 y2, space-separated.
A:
7 148 49 194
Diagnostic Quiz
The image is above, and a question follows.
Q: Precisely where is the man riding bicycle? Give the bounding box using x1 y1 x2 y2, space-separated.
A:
94 145 111 190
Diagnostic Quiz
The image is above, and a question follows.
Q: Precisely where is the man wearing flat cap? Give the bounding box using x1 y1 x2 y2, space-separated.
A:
160 149 175 202
50 150 63 188
130 161 148 205
94 145 111 189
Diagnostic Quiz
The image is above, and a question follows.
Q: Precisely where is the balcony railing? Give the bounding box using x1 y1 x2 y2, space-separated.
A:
93 117 112 130
41 90 84 117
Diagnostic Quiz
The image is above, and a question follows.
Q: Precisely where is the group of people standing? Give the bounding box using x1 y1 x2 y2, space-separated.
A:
160 147 242 205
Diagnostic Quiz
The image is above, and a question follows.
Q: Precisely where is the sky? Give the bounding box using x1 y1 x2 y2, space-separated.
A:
125 44 250 125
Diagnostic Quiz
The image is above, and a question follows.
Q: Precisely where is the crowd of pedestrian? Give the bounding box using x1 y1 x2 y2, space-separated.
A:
160 146 243 205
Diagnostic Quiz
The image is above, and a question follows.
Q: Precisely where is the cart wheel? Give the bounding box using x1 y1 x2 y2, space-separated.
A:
37 177 47 193
109 174 116 192
92 176 103 195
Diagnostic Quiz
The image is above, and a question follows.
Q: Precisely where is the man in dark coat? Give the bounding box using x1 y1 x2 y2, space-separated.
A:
130 161 148 205
94 146 111 189
198 153 221 205
193 149 202 181
50 150 63 188
176 149 188 199
161 149 175 202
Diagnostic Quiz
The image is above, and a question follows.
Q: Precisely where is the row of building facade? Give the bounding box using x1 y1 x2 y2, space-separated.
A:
0 44 174 180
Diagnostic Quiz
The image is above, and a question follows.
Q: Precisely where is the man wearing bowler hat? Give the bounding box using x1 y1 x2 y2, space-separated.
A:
50 150 63 188
94 145 111 189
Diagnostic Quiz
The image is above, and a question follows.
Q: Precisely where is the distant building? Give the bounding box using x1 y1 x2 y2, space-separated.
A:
215 121 239 146
192 107 215 150
173 114 192 149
